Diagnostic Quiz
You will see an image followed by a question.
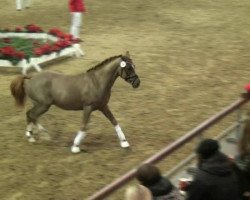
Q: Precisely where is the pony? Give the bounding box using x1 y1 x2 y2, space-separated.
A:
10 51 140 153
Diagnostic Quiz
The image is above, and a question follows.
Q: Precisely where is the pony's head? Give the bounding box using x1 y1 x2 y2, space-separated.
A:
118 51 140 88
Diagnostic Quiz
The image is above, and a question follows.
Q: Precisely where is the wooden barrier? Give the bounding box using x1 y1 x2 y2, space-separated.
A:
88 94 249 200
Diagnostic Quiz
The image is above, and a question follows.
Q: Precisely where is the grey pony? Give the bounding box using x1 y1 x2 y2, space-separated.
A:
10 51 140 153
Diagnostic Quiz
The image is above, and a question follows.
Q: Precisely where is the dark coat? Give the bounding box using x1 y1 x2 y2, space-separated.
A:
186 152 240 200
234 154 250 200
147 177 183 200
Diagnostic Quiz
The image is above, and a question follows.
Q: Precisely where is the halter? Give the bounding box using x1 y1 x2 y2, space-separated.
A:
119 59 138 83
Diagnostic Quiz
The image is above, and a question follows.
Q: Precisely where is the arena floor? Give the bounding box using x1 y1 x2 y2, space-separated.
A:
1 0 250 199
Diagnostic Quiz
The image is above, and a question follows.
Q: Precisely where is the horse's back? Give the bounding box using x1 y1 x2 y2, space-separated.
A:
26 71 58 88
25 71 64 104
27 71 75 86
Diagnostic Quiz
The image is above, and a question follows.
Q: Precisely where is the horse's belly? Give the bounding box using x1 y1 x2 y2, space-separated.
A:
54 101 83 110
55 102 82 110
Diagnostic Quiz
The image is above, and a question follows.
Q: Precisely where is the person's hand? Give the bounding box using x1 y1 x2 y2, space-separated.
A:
179 178 191 191
228 155 235 163
243 191 250 197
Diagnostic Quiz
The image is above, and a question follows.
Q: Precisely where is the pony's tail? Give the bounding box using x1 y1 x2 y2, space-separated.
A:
10 75 31 108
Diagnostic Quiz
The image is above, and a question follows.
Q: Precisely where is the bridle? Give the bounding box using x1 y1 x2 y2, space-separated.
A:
120 60 138 84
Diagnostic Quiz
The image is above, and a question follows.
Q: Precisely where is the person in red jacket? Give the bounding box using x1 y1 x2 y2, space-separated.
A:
69 0 86 39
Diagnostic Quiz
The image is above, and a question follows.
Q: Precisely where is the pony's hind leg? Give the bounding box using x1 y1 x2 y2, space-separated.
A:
26 122 35 142
26 104 51 142
100 105 130 148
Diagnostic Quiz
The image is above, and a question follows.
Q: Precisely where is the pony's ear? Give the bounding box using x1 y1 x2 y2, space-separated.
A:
125 51 130 58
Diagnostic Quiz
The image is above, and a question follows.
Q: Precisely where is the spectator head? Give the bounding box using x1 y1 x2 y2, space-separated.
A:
135 163 161 187
125 185 152 200
196 139 220 159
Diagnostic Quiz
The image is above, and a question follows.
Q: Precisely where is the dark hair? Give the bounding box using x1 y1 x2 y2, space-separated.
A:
136 163 161 186
196 139 220 159
239 115 250 156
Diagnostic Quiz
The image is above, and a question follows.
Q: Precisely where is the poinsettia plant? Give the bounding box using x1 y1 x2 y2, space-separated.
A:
25 24 44 33
0 24 79 65
49 28 80 43
0 46 25 65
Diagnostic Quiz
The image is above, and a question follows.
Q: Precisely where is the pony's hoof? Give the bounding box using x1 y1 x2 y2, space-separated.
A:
121 141 130 148
28 137 36 143
71 146 81 153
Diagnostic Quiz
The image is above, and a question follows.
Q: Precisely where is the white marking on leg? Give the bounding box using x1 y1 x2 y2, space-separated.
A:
73 130 86 146
71 146 81 154
115 125 130 148
26 123 36 142
71 130 86 153
26 123 33 132
26 131 31 137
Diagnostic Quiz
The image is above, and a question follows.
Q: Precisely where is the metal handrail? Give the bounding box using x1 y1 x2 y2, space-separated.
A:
88 96 249 200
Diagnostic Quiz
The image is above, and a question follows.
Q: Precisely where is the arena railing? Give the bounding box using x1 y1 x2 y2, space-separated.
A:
88 93 250 200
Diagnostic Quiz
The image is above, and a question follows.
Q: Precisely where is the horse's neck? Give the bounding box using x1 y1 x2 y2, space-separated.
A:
93 60 119 91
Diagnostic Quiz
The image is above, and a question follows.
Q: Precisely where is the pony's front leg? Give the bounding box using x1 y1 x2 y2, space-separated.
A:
100 105 130 148
71 106 92 153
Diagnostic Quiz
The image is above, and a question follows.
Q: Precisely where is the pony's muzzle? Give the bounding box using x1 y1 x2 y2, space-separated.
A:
132 77 140 88
125 75 140 88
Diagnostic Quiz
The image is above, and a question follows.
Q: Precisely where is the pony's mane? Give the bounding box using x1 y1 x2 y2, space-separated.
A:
87 55 123 72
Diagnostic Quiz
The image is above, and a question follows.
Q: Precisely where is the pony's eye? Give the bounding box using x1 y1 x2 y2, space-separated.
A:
120 61 126 68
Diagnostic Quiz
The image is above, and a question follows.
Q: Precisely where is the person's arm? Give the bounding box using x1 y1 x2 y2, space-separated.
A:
185 180 208 200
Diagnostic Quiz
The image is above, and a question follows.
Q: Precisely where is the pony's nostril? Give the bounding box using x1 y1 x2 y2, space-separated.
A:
133 79 140 88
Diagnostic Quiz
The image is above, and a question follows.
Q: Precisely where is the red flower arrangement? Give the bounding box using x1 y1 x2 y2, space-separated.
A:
15 26 23 32
50 45 60 52
25 24 43 33
33 44 56 56
49 28 80 43
49 28 72 40
32 40 72 56
0 46 25 59
0 24 80 65
244 83 250 92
